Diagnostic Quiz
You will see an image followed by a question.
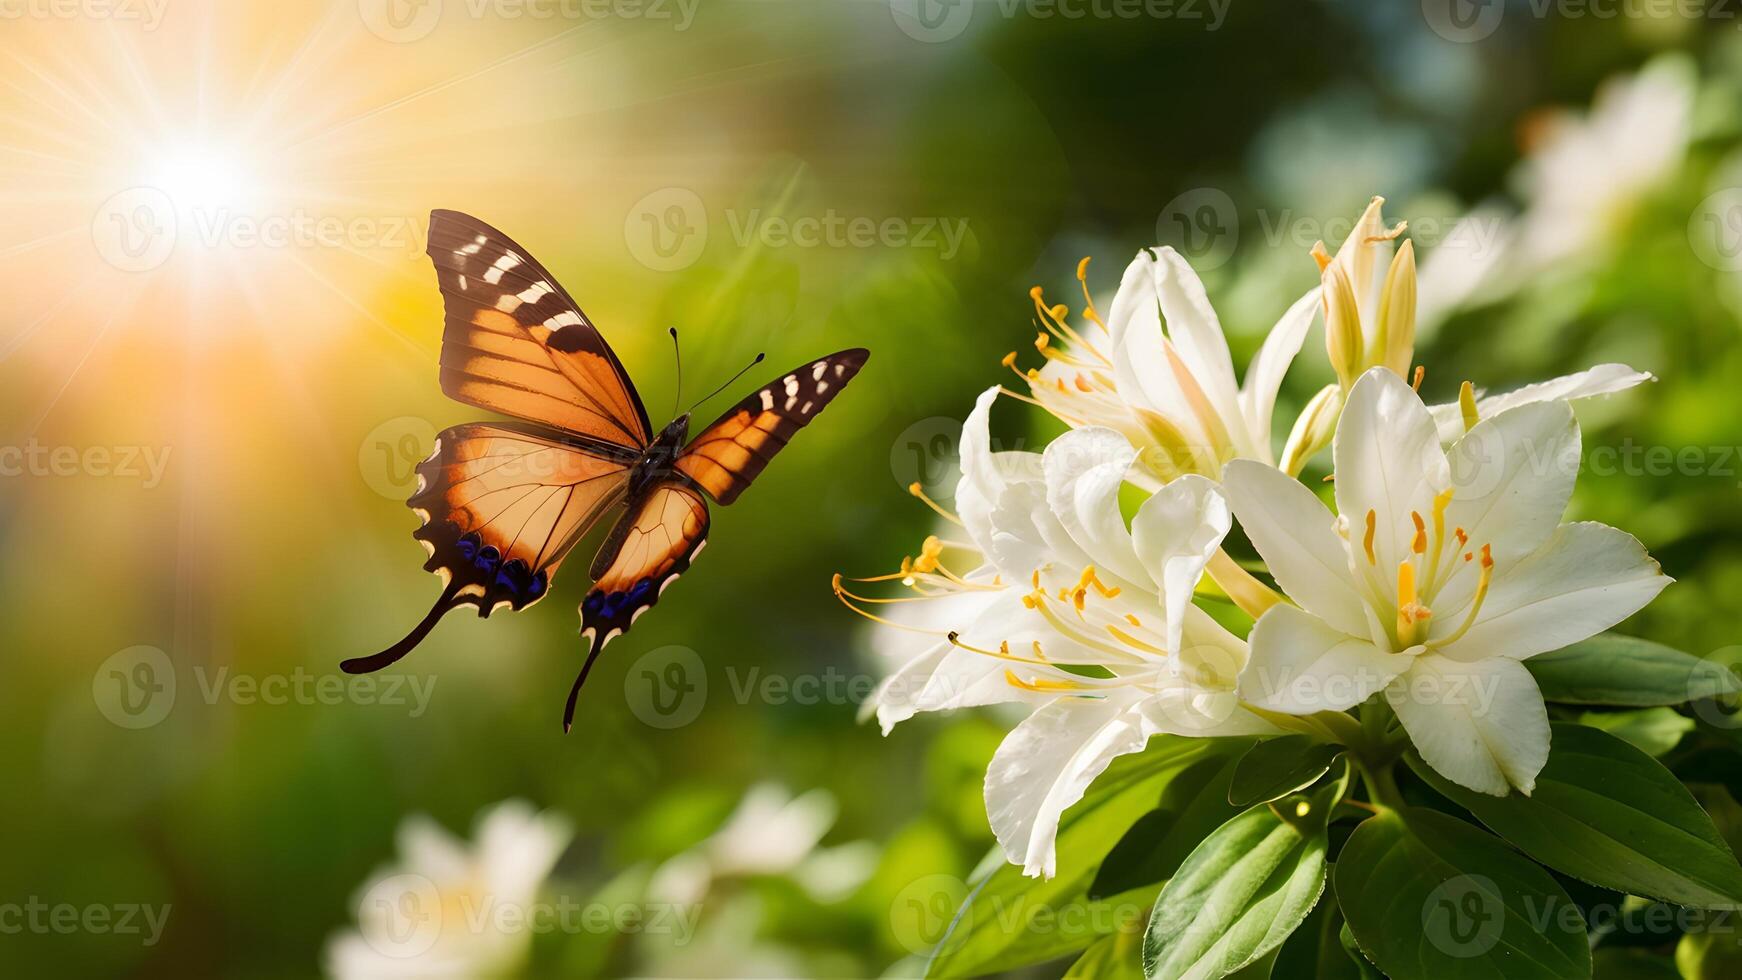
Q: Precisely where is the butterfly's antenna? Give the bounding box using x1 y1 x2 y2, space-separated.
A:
562 637 608 733
668 326 683 418
687 351 766 416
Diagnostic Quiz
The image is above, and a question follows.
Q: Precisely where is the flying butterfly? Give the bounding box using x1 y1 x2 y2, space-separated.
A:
344 209 868 729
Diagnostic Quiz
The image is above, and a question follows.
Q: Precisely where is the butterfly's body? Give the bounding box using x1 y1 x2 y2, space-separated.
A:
345 210 867 729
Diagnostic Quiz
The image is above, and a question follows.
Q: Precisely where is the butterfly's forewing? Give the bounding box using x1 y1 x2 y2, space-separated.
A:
343 422 633 675
675 348 869 504
426 210 652 449
579 482 710 654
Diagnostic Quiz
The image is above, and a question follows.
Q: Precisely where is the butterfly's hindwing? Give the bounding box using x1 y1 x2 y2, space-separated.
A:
676 348 869 504
410 423 634 615
579 483 710 652
426 210 652 449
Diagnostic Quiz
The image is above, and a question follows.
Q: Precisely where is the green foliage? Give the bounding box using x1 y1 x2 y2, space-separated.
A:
1408 724 1742 909
1525 635 1741 707
1334 808 1590 980
1226 736 1343 808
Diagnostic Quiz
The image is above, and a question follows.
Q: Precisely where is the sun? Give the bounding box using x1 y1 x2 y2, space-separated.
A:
140 139 265 216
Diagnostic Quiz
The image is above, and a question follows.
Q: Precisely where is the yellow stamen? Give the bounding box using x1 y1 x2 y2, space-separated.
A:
996 385 1092 426
1363 510 1378 565
948 632 1050 666
1396 560 1432 648
911 535 944 574
832 575 948 634
1424 489 1454 592
1459 380 1480 433
1076 257 1105 328
908 482 964 526
1004 669 1093 694
1106 624 1167 656
1411 511 1428 554
1439 544 1495 646
1411 365 1425 392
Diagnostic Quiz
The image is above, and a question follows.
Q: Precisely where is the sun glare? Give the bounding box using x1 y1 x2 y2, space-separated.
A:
142 140 263 215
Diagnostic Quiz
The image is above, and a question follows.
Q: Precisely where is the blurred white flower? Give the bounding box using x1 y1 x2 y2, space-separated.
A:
324 799 572 980
1417 56 1696 326
648 783 875 908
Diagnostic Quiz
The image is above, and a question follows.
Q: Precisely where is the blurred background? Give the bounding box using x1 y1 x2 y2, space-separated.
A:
3 0 1741 975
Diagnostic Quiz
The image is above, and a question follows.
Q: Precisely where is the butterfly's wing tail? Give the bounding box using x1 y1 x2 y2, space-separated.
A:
342 579 468 674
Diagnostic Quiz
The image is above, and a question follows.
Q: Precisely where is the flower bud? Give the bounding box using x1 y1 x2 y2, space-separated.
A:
1280 383 1344 477
1375 239 1417 378
1322 262 1363 390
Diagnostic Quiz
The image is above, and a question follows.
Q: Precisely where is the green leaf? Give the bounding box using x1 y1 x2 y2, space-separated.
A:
1592 946 1681 979
1577 707 1694 757
1678 919 1742 980
1091 753 1245 899
925 737 1249 979
1336 923 1384 980
1140 780 1339 980
1227 736 1342 808
1068 929 1146 980
1335 807 1590 980
1525 634 1739 706
1270 894 1363 980
1408 723 1742 909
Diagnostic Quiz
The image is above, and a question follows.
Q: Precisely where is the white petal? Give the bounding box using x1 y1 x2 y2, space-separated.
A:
1386 654 1550 796
1239 603 1411 713
1129 474 1231 662
956 387 1088 579
1221 459 1370 638
1333 367 1450 577
984 694 1156 878
1429 364 1654 443
1043 427 1146 586
1434 521 1671 662
1238 285 1321 460
1149 247 1248 453
1442 399 1579 576
954 387 1012 554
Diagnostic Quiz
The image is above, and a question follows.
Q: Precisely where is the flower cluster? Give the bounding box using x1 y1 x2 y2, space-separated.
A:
841 197 1670 880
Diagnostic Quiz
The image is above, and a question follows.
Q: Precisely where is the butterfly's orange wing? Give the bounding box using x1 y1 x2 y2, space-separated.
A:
426 210 652 450
676 348 869 504
579 483 710 654
343 422 634 675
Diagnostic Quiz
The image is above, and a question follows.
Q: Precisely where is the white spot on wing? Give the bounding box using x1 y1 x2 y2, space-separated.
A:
759 389 774 411
518 282 553 304
484 252 522 285
815 380 830 395
546 311 583 329
783 375 799 411
496 294 523 313
812 361 827 380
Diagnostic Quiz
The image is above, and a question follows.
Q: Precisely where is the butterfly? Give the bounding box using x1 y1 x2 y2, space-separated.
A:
343 209 868 730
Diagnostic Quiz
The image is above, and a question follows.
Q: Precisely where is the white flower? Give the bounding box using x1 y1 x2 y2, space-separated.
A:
848 388 1276 879
1223 368 1671 797
325 800 572 980
648 784 875 908
1005 251 1319 482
